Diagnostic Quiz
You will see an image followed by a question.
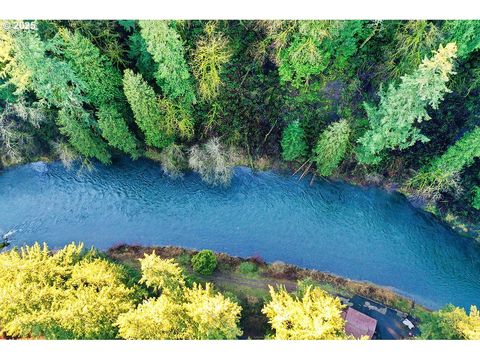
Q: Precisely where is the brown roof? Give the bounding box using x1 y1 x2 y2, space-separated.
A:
342 307 377 339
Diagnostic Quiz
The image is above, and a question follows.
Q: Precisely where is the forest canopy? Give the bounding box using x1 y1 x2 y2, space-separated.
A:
1 20 480 220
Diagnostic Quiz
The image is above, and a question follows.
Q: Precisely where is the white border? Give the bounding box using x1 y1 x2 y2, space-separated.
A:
1 339 479 359
1 0 479 20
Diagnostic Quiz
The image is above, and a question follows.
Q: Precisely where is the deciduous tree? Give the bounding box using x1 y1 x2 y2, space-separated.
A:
262 285 349 340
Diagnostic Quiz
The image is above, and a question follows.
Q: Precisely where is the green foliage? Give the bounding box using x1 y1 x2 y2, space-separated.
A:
191 249 218 276
192 22 232 101
383 21 441 79
357 43 457 165
443 20 480 59
314 119 351 176
280 121 308 161
277 21 368 87
473 187 480 210
57 106 111 164
262 285 350 340
2 19 480 217
51 29 139 158
0 99 45 166
409 127 480 200
238 261 258 275
418 304 480 340
0 243 134 339
122 69 173 149
2 29 111 164
278 21 330 87
127 30 156 81
139 20 196 107
427 127 480 175
62 20 128 68
158 97 194 140
96 105 139 158
295 277 320 297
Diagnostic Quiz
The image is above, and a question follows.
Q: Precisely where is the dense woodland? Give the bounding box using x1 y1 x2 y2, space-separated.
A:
1 20 480 227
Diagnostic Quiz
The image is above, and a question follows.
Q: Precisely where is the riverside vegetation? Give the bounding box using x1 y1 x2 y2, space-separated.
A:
1 20 480 339
0 243 478 340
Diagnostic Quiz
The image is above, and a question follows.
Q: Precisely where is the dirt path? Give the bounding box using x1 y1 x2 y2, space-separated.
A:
210 271 298 293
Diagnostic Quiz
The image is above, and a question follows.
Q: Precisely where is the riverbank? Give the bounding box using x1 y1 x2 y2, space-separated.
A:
107 244 429 339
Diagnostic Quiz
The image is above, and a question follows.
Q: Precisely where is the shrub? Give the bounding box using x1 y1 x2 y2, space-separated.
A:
238 262 258 275
188 137 234 186
191 250 218 275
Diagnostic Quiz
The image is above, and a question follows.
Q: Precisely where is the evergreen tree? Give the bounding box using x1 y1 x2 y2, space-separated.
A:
443 20 480 59
52 29 140 158
139 20 196 107
357 43 457 165
473 187 480 210
122 69 173 149
1 30 111 163
409 127 480 200
314 119 351 177
280 121 308 161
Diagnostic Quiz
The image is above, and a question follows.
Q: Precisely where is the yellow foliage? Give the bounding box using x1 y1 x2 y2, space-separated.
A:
117 296 187 340
139 251 185 298
448 305 480 340
262 285 349 340
183 283 243 339
191 22 232 101
158 98 194 140
119 253 243 339
0 242 134 339
0 22 31 92
420 42 457 82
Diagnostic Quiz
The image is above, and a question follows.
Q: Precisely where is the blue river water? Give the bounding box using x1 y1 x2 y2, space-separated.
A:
1 158 479 309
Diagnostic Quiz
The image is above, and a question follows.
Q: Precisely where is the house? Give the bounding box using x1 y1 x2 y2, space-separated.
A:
343 307 377 339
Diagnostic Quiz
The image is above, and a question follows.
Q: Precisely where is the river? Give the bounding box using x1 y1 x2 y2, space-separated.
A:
1 158 479 309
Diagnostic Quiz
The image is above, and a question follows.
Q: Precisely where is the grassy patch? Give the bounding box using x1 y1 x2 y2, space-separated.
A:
237 262 259 277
